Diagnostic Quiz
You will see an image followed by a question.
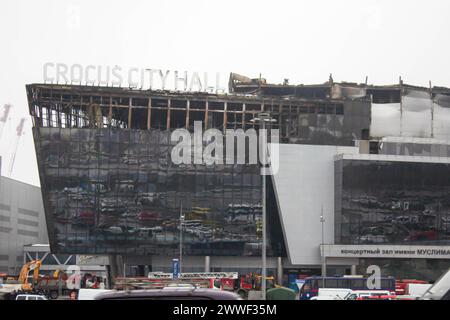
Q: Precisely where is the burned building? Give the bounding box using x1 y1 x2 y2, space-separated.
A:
27 73 450 279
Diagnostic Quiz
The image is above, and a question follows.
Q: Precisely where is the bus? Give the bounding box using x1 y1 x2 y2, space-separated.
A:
299 276 396 300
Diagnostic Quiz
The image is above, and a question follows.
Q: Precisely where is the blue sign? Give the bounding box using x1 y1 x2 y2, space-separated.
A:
295 279 306 292
172 259 180 279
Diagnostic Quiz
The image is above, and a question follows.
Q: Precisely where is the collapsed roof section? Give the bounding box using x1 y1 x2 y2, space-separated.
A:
228 72 450 105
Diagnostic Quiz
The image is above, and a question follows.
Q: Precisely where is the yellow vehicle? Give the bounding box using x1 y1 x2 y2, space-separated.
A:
18 260 42 292
17 261 70 299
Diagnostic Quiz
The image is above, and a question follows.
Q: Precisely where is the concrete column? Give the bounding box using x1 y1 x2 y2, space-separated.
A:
108 255 124 286
321 257 327 277
277 257 283 285
108 255 118 279
351 265 357 275
105 265 112 289
204 256 210 272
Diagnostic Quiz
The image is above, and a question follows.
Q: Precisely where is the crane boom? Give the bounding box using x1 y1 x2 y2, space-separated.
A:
0 104 12 140
8 117 26 177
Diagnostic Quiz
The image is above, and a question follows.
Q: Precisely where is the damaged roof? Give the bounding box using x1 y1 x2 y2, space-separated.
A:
229 72 450 100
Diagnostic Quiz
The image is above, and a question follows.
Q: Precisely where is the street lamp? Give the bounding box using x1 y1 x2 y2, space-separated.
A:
250 112 276 301
179 201 184 275
320 206 327 278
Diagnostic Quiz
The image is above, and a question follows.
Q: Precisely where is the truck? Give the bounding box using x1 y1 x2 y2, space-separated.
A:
406 283 432 297
16 260 71 299
396 279 429 295
32 275 71 299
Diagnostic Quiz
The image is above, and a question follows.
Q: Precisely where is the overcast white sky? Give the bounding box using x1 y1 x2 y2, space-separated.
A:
1 0 450 186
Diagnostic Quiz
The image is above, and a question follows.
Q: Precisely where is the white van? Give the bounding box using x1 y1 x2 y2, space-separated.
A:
77 289 112 300
407 284 432 297
16 294 48 300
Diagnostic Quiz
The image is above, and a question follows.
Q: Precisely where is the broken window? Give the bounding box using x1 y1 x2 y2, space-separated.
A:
150 108 167 130
369 90 401 104
211 111 224 130
188 110 205 130
170 109 187 129
131 107 148 130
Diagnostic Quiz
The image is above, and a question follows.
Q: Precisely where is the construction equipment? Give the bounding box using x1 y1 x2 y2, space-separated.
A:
18 259 42 292
53 269 68 280
17 261 70 299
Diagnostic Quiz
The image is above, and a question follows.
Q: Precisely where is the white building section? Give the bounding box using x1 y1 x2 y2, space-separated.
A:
271 144 358 266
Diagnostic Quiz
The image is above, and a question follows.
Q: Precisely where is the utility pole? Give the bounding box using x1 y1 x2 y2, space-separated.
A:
320 206 327 278
262 128 267 300
251 112 276 300
179 201 184 274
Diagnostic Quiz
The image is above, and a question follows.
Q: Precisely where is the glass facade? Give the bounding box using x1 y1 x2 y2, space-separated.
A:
380 141 450 158
34 127 288 256
335 159 450 245
271 100 371 146
27 83 372 256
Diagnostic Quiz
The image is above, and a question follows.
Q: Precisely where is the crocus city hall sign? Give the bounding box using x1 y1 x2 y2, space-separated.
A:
43 63 228 93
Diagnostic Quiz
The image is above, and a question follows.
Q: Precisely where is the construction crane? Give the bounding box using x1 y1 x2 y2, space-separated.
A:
0 104 12 140
8 117 26 177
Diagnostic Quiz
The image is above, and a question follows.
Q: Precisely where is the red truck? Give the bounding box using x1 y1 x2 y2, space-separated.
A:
396 279 428 295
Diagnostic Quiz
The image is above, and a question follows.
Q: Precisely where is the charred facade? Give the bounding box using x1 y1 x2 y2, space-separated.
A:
27 74 450 259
